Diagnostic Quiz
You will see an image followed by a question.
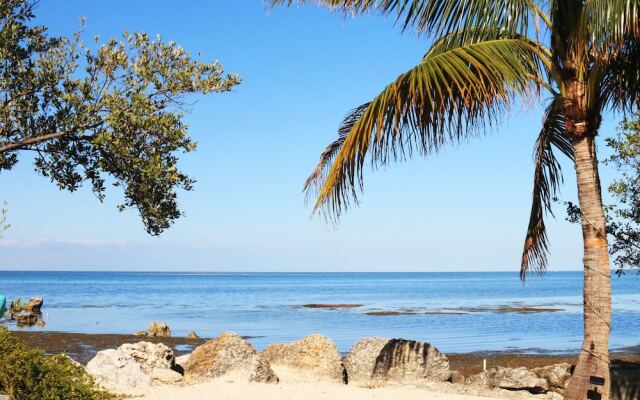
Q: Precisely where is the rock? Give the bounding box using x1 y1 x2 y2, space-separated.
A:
184 332 278 384
132 331 148 336
467 366 549 394
87 349 154 390
118 341 175 371
23 297 43 313
450 370 466 384
15 311 38 327
532 363 573 393
86 342 177 390
150 368 183 384
147 321 171 337
343 337 450 386
36 320 46 327
262 334 344 383
186 331 200 339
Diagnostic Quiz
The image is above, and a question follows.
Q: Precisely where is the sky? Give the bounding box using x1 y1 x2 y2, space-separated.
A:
0 1 624 271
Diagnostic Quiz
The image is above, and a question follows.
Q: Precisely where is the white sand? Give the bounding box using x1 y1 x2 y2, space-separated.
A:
128 380 500 400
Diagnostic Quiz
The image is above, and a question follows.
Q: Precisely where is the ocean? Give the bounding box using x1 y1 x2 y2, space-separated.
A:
1 271 639 354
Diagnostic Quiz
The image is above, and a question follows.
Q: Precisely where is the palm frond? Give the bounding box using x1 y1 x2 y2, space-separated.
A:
577 0 640 57
308 34 546 219
520 96 574 279
304 102 370 199
599 39 640 112
269 0 535 37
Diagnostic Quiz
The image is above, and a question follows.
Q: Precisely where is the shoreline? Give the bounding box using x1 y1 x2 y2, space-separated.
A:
11 330 640 376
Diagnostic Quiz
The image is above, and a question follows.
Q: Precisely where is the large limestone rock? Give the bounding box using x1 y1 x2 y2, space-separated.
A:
343 337 450 386
532 363 573 394
119 341 175 371
466 364 572 394
147 321 172 337
87 349 154 390
262 334 345 383
184 332 278 384
87 342 179 390
466 366 549 393
23 297 43 313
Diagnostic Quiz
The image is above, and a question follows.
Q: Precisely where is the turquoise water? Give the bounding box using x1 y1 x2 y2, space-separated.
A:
1 271 639 353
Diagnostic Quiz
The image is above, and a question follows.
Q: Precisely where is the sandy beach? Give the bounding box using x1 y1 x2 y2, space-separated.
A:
10 331 640 400
125 379 531 400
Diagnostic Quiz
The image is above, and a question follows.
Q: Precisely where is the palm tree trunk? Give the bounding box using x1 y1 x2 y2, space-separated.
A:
564 135 612 400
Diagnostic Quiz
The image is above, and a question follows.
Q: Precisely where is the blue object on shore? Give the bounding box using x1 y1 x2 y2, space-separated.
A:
0 295 5 317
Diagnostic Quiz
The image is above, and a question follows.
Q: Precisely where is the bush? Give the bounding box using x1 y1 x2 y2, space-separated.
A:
0 328 113 400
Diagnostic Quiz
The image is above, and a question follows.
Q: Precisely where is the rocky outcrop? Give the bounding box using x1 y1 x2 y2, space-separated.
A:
262 334 345 383
86 341 180 390
23 297 43 313
118 341 175 370
466 364 573 394
147 321 172 337
184 332 278 384
343 337 450 386
15 311 38 327
186 331 200 339
532 363 573 394
87 348 154 390
466 367 549 393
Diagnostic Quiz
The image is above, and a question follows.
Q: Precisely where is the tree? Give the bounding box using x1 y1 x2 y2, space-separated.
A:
567 114 640 275
0 0 240 235
272 1 640 399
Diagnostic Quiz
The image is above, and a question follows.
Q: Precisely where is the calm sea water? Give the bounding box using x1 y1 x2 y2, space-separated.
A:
1 271 639 354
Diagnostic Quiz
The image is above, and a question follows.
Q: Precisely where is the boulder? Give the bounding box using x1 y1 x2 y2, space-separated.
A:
466 366 549 394
186 331 200 339
262 334 344 383
36 320 46 327
87 349 154 390
132 331 148 337
15 311 38 327
183 332 278 384
119 341 175 371
343 337 450 386
87 342 178 390
532 363 573 393
23 297 43 313
147 321 172 337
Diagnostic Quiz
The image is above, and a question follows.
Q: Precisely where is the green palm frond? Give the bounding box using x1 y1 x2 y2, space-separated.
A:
269 0 535 37
304 102 370 198
520 96 573 279
308 35 546 219
600 39 640 111
578 0 640 54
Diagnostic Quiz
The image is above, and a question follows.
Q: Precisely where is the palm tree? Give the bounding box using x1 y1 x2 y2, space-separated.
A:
272 1 640 399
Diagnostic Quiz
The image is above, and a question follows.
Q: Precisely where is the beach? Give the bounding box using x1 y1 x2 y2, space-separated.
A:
10 330 640 400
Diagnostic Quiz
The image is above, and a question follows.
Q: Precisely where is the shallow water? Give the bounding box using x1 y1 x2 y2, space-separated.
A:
1 271 639 353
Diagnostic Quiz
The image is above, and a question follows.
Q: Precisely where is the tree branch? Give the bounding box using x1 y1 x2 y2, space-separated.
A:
0 131 96 153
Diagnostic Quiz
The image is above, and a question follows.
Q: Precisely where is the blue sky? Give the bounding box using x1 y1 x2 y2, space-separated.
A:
0 1 622 271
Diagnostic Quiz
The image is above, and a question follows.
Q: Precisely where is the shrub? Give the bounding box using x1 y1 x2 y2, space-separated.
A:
0 328 114 400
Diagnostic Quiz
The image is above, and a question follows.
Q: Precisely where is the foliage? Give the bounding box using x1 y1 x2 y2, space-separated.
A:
0 328 114 400
0 0 240 235
273 0 640 278
8 298 24 314
606 117 640 274
566 114 640 275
